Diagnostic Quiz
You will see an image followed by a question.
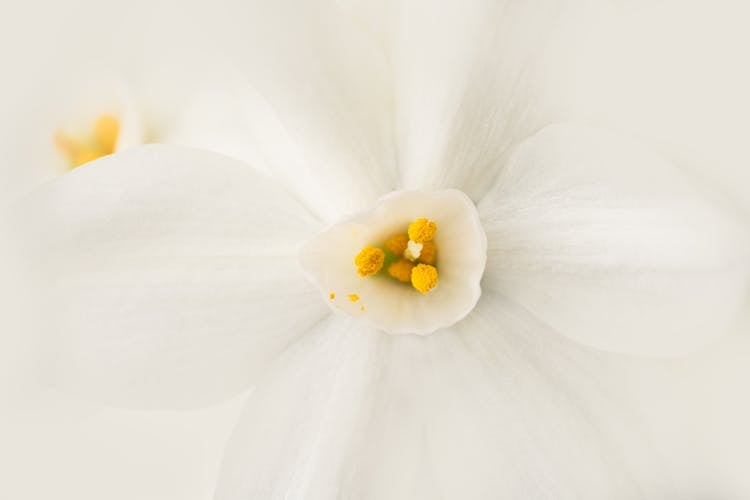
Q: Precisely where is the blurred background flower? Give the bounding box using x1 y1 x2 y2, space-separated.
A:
0 0 247 202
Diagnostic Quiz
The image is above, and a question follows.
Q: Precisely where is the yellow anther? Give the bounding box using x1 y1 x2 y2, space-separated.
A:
54 132 97 168
54 114 121 169
384 233 409 256
348 294 360 302
329 292 335 300
411 264 438 294
418 240 437 265
93 114 120 153
408 218 437 243
354 246 385 277
387 259 414 283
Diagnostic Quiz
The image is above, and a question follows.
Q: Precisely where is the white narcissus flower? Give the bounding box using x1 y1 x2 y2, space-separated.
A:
5 0 750 499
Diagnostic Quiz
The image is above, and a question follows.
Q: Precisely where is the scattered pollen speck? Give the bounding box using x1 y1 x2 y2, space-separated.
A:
348 294 360 302
360 305 365 311
329 292 335 300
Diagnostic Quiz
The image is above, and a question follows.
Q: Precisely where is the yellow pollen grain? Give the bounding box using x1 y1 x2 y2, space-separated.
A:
360 305 365 311
408 218 437 243
384 233 409 256
348 294 360 302
354 246 385 277
329 292 335 300
387 259 414 283
418 240 437 265
411 264 439 294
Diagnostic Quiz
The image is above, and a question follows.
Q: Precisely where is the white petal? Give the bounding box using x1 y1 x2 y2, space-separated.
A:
210 0 398 222
567 1 750 221
301 190 486 335
161 77 275 178
393 0 596 200
215 316 384 500
9 145 328 408
215 295 673 499
479 124 750 356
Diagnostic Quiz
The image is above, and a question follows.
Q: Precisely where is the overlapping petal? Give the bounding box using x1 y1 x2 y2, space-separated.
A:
173 0 602 216
479 124 750 355
391 0 597 200
215 295 673 499
193 0 399 222
9 145 329 408
214 316 383 499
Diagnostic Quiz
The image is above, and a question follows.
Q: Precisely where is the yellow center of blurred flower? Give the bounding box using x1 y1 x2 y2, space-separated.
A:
54 114 120 169
353 217 439 294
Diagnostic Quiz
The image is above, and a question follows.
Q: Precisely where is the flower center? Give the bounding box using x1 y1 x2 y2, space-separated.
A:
354 218 440 294
301 190 487 335
54 114 120 169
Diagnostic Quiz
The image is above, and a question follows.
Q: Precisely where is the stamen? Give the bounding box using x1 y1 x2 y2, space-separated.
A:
387 259 414 283
351 217 440 294
408 218 437 243
418 240 437 265
54 114 120 169
411 264 439 294
348 294 360 302
384 233 409 256
93 115 120 153
54 132 99 168
354 246 385 277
